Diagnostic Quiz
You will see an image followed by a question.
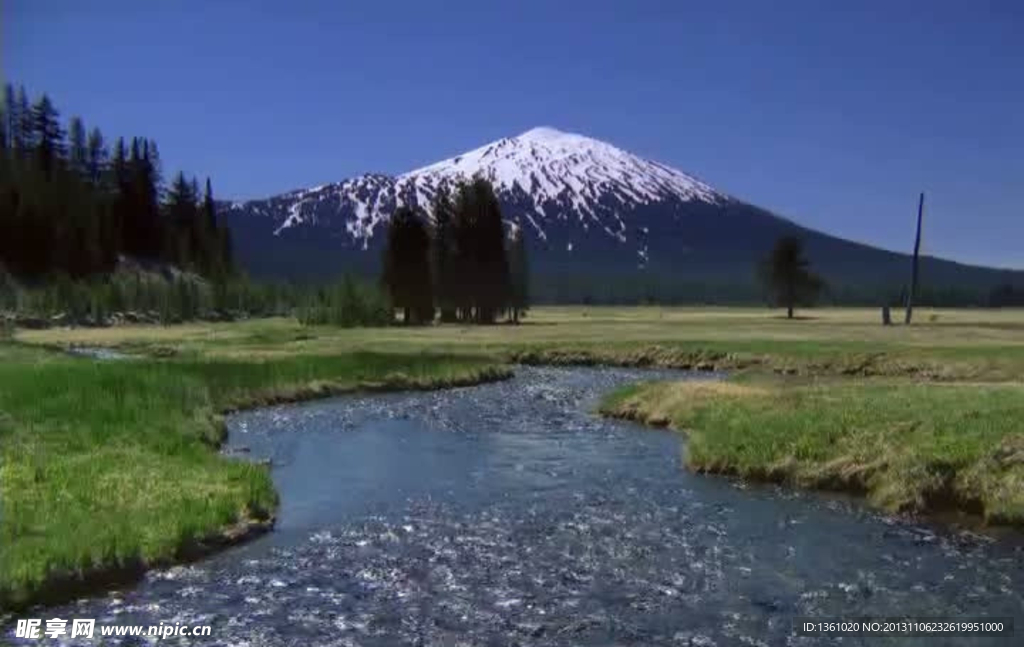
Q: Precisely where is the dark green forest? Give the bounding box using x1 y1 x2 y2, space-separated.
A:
0 86 399 328
0 85 233 280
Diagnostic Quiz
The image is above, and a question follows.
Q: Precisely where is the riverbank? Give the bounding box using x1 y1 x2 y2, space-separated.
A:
599 378 1024 526
0 344 510 611
5 306 1023 609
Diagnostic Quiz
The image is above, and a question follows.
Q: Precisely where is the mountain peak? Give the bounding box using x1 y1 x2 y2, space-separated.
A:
401 127 723 221
236 127 726 249
517 126 575 141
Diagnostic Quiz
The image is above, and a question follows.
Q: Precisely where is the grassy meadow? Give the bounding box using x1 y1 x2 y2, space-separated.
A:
3 305 1024 609
18 306 1024 379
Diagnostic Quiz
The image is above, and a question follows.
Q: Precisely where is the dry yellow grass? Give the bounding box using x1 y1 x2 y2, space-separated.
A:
600 378 1024 524
17 306 1024 382
18 305 1024 351
599 381 770 427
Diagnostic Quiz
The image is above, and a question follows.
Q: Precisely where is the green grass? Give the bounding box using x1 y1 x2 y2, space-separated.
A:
0 344 508 609
18 306 1024 380
5 305 1024 608
600 378 1024 523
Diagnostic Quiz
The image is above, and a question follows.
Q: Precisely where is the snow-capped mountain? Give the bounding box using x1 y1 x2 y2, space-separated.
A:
228 127 724 260
223 127 1022 301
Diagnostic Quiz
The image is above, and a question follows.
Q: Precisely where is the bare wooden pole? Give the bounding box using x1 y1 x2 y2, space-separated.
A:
905 192 925 324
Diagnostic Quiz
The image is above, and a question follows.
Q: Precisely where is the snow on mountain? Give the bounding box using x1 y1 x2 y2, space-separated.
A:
223 127 1024 299
227 126 726 250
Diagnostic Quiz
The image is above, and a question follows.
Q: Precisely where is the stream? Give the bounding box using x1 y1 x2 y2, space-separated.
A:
6 366 1022 645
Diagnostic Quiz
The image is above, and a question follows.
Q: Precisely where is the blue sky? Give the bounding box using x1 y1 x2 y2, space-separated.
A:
5 0 1022 268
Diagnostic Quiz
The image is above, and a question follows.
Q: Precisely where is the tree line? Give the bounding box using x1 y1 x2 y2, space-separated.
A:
0 84 233 281
0 265 396 334
382 177 529 324
758 235 1024 317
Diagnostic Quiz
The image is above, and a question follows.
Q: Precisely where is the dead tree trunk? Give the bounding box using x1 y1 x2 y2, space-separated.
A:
905 192 924 325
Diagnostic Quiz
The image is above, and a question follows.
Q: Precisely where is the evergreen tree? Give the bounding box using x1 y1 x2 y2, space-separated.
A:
14 85 33 155
382 206 434 324
203 178 216 232
31 94 66 177
148 139 163 199
187 175 209 271
451 177 510 323
68 116 87 176
85 127 107 186
136 138 162 258
201 177 225 276
2 84 15 152
430 184 459 322
507 223 530 323
166 171 198 267
759 235 824 319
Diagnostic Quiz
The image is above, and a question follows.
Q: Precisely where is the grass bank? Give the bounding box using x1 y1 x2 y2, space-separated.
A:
0 344 509 611
600 378 1024 525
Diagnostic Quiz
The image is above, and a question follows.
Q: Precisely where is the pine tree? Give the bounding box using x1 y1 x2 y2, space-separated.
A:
201 177 223 276
451 177 510 323
108 137 130 262
147 139 163 200
2 84 15 152
13 85 33 155
382 206 434 324
68 116 87 176
138 139 162 258
86 127 107 186
203 178 216 232
31 94 66 177
507 224 529 323
430 185 459 322
112 138 128 183
118 137 162 259
759 235 824 319
187 175 209 271
166 171 198 267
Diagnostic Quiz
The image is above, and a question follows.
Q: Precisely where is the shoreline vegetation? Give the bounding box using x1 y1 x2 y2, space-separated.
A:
3 306 1024 612
0 345 510 612
599 378 1024 526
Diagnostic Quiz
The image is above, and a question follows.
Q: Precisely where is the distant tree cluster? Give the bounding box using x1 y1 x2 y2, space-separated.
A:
988 283 1024 307
296 275 392 327
381 177 529 324
0 262 394 329
0 84 233 281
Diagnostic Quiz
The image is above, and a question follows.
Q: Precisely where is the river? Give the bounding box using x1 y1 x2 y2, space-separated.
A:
6 366 1023 645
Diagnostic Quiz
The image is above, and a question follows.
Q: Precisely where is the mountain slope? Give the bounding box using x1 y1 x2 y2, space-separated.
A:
223 127 1022 303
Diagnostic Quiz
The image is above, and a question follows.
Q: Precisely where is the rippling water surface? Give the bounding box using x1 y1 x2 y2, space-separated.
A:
7 367 1023 646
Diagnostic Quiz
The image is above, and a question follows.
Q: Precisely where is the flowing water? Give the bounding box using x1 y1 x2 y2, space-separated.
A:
6 367 1023 646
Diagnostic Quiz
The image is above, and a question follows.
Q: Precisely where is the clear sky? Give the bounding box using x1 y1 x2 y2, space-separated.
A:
4 0 1022 268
